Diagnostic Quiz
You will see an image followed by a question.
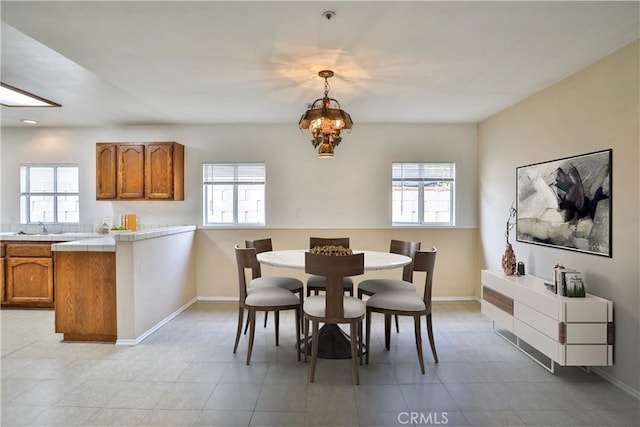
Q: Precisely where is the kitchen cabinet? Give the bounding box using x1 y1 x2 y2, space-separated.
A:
96 141 184 200
1 243 5 303
96 143 117 199
145 142 184 200
55 251 116 342
117 144 145 199
4 242 54 308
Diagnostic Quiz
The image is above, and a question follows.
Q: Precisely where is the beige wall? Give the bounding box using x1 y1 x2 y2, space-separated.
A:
478 40 639 395
0 123 478 229
196 227 479 299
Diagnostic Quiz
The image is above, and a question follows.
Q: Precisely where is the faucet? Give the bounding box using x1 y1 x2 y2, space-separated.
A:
39 222 48 234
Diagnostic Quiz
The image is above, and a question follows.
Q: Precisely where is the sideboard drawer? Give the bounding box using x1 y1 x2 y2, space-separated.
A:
481 299 514 332
565 300 610 322
514 319 559 362
565 323 608 344
565 345 610 366
514 285 560 320
514 301 558 340
481 270 513 297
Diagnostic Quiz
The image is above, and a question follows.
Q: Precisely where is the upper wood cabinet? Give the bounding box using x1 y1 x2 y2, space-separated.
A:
96 144 117 199
96 142 184 200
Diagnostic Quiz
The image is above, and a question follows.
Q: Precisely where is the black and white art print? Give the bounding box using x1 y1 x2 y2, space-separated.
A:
516 149 612 257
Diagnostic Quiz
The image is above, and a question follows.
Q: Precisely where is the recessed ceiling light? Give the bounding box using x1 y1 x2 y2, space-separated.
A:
1 82 61 107
21 119 39 124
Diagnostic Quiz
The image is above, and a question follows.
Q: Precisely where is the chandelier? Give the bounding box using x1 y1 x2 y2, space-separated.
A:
298 70 353 159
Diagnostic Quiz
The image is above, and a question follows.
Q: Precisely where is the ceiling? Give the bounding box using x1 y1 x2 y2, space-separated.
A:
1 1 638 128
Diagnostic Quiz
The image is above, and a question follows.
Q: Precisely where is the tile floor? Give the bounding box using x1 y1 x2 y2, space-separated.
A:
1 301 638 427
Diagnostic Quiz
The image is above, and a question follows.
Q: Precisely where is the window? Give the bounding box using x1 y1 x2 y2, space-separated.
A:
20 164 79 224
203 163 266 226
392 162 455 226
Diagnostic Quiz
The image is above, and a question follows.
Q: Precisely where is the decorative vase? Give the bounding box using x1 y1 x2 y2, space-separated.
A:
501 243 517 275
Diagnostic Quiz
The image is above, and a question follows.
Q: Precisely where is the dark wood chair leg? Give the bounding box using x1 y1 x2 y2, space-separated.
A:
295 308 301 362
264 311 268 328
365 309 372 365
384 314 391 350
414 315 425 374
275 311 280 346
233 307 244 353
426 313 438 363
304 316 309 362
309 320 319 382
394 314 400 333
243 311 250 335
350 321 359 385
358 320 364 365
247 309 256 365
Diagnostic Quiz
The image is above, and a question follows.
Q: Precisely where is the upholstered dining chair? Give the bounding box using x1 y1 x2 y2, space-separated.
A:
245 238 304 329
307 237 354 297
365 248 438 374
233 245 302 365
358 240 421 333
304 251 365 384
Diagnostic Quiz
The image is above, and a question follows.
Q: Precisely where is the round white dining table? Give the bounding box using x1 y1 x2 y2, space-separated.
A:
256 249 411 271
255 249 411 359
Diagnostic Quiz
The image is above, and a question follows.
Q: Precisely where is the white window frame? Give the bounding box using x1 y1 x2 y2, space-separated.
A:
392 162 455 226
203 162 266 226
20 164 80 224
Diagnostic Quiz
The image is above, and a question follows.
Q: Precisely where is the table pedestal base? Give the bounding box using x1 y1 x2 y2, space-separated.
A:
301 324 359 359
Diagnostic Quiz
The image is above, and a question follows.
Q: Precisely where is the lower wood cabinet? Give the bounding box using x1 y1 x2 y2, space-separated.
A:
54 251 117 342
3 242 54 308
1 243 5 303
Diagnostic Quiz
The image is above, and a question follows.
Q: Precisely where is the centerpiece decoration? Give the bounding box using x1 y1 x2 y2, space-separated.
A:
310 245 353 256
502 204 517 275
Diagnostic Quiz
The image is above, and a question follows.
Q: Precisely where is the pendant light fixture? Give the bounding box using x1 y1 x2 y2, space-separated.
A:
298 70 353 159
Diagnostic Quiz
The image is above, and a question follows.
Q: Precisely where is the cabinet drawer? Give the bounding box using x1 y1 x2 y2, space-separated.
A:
514 301 558 340
565 345 610 366
565 300 610 322
565 323 608 344
481 270 513 297
6 244 52 257
481 299 514 332
514 319 559 363
514 285 561 320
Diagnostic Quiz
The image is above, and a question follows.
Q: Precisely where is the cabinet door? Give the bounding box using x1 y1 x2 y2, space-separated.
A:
6 257 54 304
1 256 5 303
96 144 117 199
117 144 145 199
145 143 174 199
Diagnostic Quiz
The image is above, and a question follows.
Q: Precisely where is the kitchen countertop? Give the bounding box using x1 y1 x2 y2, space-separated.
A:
0 225 196 252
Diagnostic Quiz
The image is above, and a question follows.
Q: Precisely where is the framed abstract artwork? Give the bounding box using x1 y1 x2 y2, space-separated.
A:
516 149 612 257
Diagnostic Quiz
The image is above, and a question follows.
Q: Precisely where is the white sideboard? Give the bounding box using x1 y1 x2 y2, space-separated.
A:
481 270 614 372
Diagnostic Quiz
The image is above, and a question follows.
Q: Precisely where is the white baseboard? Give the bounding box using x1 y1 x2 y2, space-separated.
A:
591 367 640 400
432 296 480 302
196 296 479 302
116 297 198 346
197 296 239 302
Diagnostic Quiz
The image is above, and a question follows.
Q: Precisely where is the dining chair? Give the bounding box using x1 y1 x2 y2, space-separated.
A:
307 237 354 297
233 245 302 365
304 251 365 384
365 248 438 374
245 238 304 330
358 240 421 333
